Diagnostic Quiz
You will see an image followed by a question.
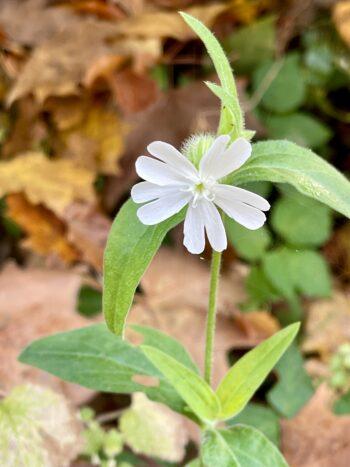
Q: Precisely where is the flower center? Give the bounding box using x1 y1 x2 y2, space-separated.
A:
191 178 216 207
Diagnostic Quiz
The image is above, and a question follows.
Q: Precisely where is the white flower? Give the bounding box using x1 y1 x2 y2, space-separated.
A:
131 135 270 254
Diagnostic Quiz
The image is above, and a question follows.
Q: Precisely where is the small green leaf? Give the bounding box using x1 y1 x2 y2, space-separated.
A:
224 15 276 74
333 390 350 415
130 325 199 373
141 345 220 422
216 323 300 420
230 140 350 220
245 266 281 308
77 285 102 317
267 344 314 418
263 248 331 299
271 192 332 247
226 219 272 262
103 199 185 336
180 12 243 135
205 81 244 138
19 324 186 414
263 112 332 149
227 403 280 446
219 425 288 466
253 53 306 113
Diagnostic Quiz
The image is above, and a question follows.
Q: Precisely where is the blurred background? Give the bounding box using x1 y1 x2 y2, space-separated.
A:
0 0 350 466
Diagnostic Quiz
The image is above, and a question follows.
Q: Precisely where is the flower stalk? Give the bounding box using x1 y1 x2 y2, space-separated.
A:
204 249 222 385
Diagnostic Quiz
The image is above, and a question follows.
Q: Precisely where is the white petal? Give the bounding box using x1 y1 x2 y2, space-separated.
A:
213 184 270 211
147 141 198 180
201 200 227 252
215 197 266 230
131 181 180 203
199 135 230 178
136 156 189 186
209 137 252 181
183 204 205 254
137 191 191 225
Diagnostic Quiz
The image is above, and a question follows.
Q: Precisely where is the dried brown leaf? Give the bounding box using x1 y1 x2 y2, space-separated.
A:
282 384 350 467
303 290 350 361
63 202 111 272
113 4 228 40
333 1 350 47
7 193 79 263
7 20 161 103
0 262 98 404
0 152 96 215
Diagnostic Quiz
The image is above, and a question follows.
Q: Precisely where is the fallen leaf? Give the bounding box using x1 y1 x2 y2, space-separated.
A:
303 290 350 362
63 202 111 272
0 0 78 47
0 262 98 404
0 152 96 215
324 222 350 281
0 383 82 467
333 1 350 47
7 193 79 263
60 106 128 175
127 248 280 386
139 247 247 316
119 392 187 462
113 4 228 40
281 384 350 467
111 68 160 114
7 19 161 103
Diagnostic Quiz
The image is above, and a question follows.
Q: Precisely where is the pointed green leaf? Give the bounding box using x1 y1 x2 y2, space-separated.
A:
180 12 243 135
230 140 350 219
205 81 244 138
103 199 185 336
216 323 300 419
219 425 288 466
19 324 186 414
130 325 199 373
141 345 220 422
201 429 240 467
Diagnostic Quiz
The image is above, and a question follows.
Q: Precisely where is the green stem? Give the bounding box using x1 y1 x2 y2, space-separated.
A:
204 249 222 385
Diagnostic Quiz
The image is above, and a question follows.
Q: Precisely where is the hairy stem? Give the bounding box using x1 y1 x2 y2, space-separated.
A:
204 249 222 385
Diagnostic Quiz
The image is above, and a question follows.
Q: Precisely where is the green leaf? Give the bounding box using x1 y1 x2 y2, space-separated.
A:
253 53 306 113
201 429 240 467
333 390 350 415
141 345 220 423
245 266 281 308
263 112 332 149
219 425 288 466
77 285 102 317
226 218 272 262
267 344 314 417
103 199 185 336
216 323 299 419
130 325 199 373
227 403 280 446
205 81 244 138
224 16 276 74
230 140 350 220
19 324 186 414
271 192 332 247
263 248 331 299
180 12 243 135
